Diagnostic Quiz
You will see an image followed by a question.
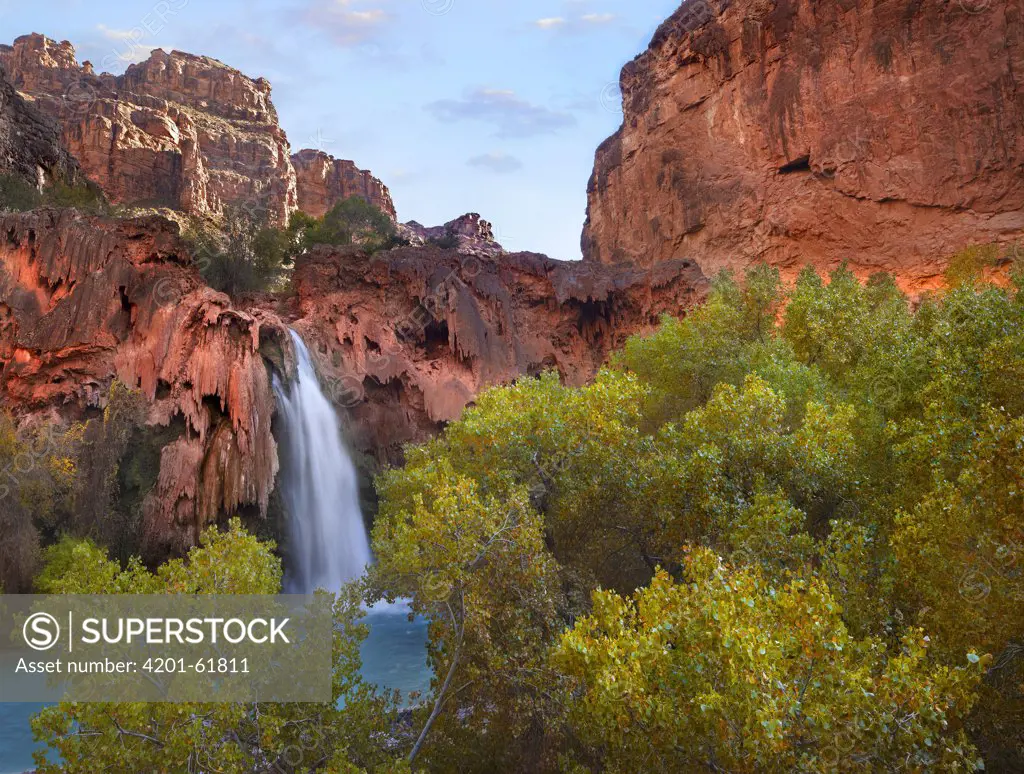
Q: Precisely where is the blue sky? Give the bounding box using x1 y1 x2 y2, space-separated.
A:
1 0 680 259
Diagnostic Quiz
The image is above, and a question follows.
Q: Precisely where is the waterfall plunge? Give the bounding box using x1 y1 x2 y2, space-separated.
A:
273 330 372 593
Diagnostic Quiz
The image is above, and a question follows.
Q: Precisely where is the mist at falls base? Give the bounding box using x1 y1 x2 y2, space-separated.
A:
273 330 430 697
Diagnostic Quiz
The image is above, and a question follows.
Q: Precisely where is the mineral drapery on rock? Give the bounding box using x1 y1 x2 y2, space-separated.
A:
0 209 287 555
288 245 708 464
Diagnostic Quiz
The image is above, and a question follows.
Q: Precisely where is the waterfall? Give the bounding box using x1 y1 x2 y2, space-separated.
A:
273 330 372 593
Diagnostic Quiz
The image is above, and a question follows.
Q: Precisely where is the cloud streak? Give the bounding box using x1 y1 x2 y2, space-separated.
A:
427 88 576 138
301 0 393 47
530 8 617 33
468 152 524 174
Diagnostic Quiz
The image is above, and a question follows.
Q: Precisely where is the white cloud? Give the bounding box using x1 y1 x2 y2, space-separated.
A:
467 151 524 174
533 17 567 29
302 0 393 47
532 5 617 34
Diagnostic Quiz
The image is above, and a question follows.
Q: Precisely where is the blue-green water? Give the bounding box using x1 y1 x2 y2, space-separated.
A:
0 607 430 774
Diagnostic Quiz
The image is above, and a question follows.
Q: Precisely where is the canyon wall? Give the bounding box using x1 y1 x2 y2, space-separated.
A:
582 0 1024 293
0 206 706 554
288 246 706 464
0 34 393 224
0 209 289 555
292 149 396 220
0 62 87 189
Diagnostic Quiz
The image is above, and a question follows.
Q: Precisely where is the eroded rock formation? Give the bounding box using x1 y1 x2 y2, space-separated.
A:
0 62 87 188
0 34 297 222
0 209 289 555
287 245 706 463
0 206 707 553
582 0 1024 294
292 149 396 220
399 213 505 258
0 34 397 225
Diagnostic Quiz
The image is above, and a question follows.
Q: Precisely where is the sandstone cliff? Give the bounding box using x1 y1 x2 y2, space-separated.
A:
0 34 397 226
582 0 1024 293
0 209 288 555
0 205 707 555
292 149 396 220
0 62 87 188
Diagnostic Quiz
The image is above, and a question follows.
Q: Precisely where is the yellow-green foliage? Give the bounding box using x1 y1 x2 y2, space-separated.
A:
554 552 983 773
31 520 399 773
371 263 1024 770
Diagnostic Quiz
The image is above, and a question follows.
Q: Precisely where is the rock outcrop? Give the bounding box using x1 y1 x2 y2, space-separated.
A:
582 0 1024 294
287 245 706 463
0 34 396 226
399 213 505 258
0 62 87 189
0 208 289 555
0 34 297 223
292 149 396 220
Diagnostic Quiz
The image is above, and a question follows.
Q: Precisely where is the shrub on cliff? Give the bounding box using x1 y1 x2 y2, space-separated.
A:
0 174 109 214
187 207 295 297
0 174 42 211
291 196 400 253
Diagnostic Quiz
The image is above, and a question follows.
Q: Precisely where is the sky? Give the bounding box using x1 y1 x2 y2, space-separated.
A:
0 0 681 259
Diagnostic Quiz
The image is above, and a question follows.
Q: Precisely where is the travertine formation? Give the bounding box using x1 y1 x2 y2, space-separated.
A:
0 204 706 554
0 209 288 555
582 0 1024 294
0 34 394 224
0 62 87 189
399 213 505 258
292 149 396 220
288 245 705 463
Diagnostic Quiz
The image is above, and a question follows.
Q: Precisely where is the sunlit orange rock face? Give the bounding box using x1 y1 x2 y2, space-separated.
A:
286 245 707 464
582 0 1024 295
0 34 398 225
0 209 288 556
0 207 708 555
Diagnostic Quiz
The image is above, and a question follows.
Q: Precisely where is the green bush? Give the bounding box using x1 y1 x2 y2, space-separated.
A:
186 208 294 297
290 196 400 254
0 174 43 211
0 174 109 214
370 263 1024 770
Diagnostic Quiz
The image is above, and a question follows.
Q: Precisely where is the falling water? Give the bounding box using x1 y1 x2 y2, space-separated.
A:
273 330 372 593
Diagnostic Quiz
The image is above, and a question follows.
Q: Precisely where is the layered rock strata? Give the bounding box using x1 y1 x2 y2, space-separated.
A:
292 149 396 220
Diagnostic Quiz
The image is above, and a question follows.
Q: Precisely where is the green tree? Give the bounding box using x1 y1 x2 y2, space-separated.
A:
31 520 402 773
292 197 398 254
554 550 984 773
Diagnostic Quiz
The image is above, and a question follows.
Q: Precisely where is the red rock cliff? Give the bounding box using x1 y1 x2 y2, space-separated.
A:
582 0 1024 293
287 246 706 463
0 207 707 552
0 62 87 188
292 149 396 220
0 34 298 223
0 209 288 555
0 34 399 226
